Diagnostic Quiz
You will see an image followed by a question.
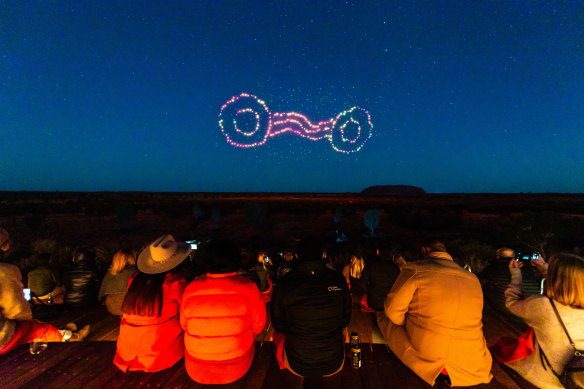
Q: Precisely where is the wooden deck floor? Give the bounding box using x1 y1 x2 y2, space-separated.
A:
0 301 539 389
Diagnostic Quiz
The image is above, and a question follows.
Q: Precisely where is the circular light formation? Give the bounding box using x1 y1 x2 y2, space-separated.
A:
218 93 271 148
218 93 373 153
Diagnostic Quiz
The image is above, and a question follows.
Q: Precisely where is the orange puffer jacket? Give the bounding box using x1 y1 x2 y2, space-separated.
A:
180 273 267 384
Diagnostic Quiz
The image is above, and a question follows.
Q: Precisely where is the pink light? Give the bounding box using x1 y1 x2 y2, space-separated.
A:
218 93 373 153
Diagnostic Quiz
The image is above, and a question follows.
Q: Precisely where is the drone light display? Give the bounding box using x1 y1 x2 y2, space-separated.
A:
218 93 373 154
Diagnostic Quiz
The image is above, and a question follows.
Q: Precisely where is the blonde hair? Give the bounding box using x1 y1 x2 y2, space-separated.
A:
349 255 365 279
111 249 136 275
545 253 584 309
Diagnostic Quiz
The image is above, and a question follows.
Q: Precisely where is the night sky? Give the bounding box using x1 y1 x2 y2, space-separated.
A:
1 1 583 193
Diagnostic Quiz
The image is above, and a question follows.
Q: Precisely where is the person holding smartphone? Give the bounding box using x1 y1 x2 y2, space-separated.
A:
0 227 89 356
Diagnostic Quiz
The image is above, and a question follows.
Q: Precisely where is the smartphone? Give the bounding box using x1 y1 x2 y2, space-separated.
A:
186 240 198 250
264 256 270 263
516 252 538 262
23 288 31 301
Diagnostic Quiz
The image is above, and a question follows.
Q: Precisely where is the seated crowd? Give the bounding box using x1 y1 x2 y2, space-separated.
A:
0 225 583 387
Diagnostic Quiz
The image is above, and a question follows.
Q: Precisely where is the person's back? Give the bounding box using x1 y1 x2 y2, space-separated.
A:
114 234 190 373
181 240 266 384
379 242 492 386
64 253 99 308
99 249 137 315
27 253 62 301
360 257 400 311
271 238 351 377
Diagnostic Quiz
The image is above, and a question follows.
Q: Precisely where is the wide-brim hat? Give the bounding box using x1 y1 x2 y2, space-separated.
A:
137 234 191 274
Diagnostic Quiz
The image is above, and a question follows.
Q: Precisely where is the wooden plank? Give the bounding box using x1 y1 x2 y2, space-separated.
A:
240 342 273 389
358 343 385 389
83 358 128 389
303 376 324 389
127 362 188 389
51 342 116 389
1 342 83 388
260 357 302 389
346 301 374 344
157 362 197 389
340 361 362 389
24 342 106 389
85 314 120 341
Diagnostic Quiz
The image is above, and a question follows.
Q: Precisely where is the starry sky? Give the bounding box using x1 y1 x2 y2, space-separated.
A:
1 1 583 193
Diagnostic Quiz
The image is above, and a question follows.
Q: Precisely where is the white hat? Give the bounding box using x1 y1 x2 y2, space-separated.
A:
137 234 191 274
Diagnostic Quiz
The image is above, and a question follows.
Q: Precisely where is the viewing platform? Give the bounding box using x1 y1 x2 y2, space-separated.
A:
0 299 539 389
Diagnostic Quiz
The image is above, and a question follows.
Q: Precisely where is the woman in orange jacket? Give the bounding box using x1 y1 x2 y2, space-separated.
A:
181 240 267 384
114 234 190 373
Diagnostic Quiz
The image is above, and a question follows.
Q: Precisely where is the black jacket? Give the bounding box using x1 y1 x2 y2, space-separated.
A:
360 259 400 311
271 260 351 377
63 260 99 308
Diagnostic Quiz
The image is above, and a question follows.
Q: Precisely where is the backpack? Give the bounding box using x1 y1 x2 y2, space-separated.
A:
540 298 584 388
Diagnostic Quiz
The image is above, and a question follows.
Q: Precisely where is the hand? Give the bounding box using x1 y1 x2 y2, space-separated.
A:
530 257 548 277
509 259 523 269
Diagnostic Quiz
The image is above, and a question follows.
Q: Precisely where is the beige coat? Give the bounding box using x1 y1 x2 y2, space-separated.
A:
0 263 33 348
377 252 492 386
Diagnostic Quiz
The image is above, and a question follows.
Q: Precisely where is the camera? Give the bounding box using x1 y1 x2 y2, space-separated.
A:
516 252 539 262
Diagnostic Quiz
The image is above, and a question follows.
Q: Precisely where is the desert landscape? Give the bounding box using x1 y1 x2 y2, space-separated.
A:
2 191 584 275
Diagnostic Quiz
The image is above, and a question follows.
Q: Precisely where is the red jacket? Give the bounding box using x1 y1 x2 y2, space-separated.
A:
180 273 266 384
114 272 186 372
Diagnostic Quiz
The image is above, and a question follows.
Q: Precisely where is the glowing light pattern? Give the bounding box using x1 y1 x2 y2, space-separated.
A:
219 93 373 153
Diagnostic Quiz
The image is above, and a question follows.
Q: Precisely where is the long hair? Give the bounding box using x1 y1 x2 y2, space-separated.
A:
121 272 166 317
110 249 136 275
545 253 584 309
349 255 365 279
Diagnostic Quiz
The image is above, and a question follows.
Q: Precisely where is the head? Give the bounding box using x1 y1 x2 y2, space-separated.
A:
421 240 447 257
496 247 515 261
73 247 94 264
111 249 136 275
326 244 351 272
0 228 11 252
545 252 584 309
200 239 240 274
349 255 365 279
283 249 294 262
257 251 268 264
296 237 324 262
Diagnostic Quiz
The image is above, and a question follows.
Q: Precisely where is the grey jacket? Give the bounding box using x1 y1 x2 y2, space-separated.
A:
505 268 584 389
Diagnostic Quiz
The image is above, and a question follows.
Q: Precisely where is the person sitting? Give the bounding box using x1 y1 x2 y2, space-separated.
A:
275 249 295 280
98 249 137 315
27 253 64 304
360 248 400 312
181 240 266 384
253 251 274 294
378 240 492 386
63 248 100 309
114 234 189 373
271 237 351 377
478 247 542 316
1 228 88 356
500 253 584 388
342 251 365 296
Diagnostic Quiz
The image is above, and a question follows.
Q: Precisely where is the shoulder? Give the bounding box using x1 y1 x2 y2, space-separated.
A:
165 271 187 285
0 262 22 280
